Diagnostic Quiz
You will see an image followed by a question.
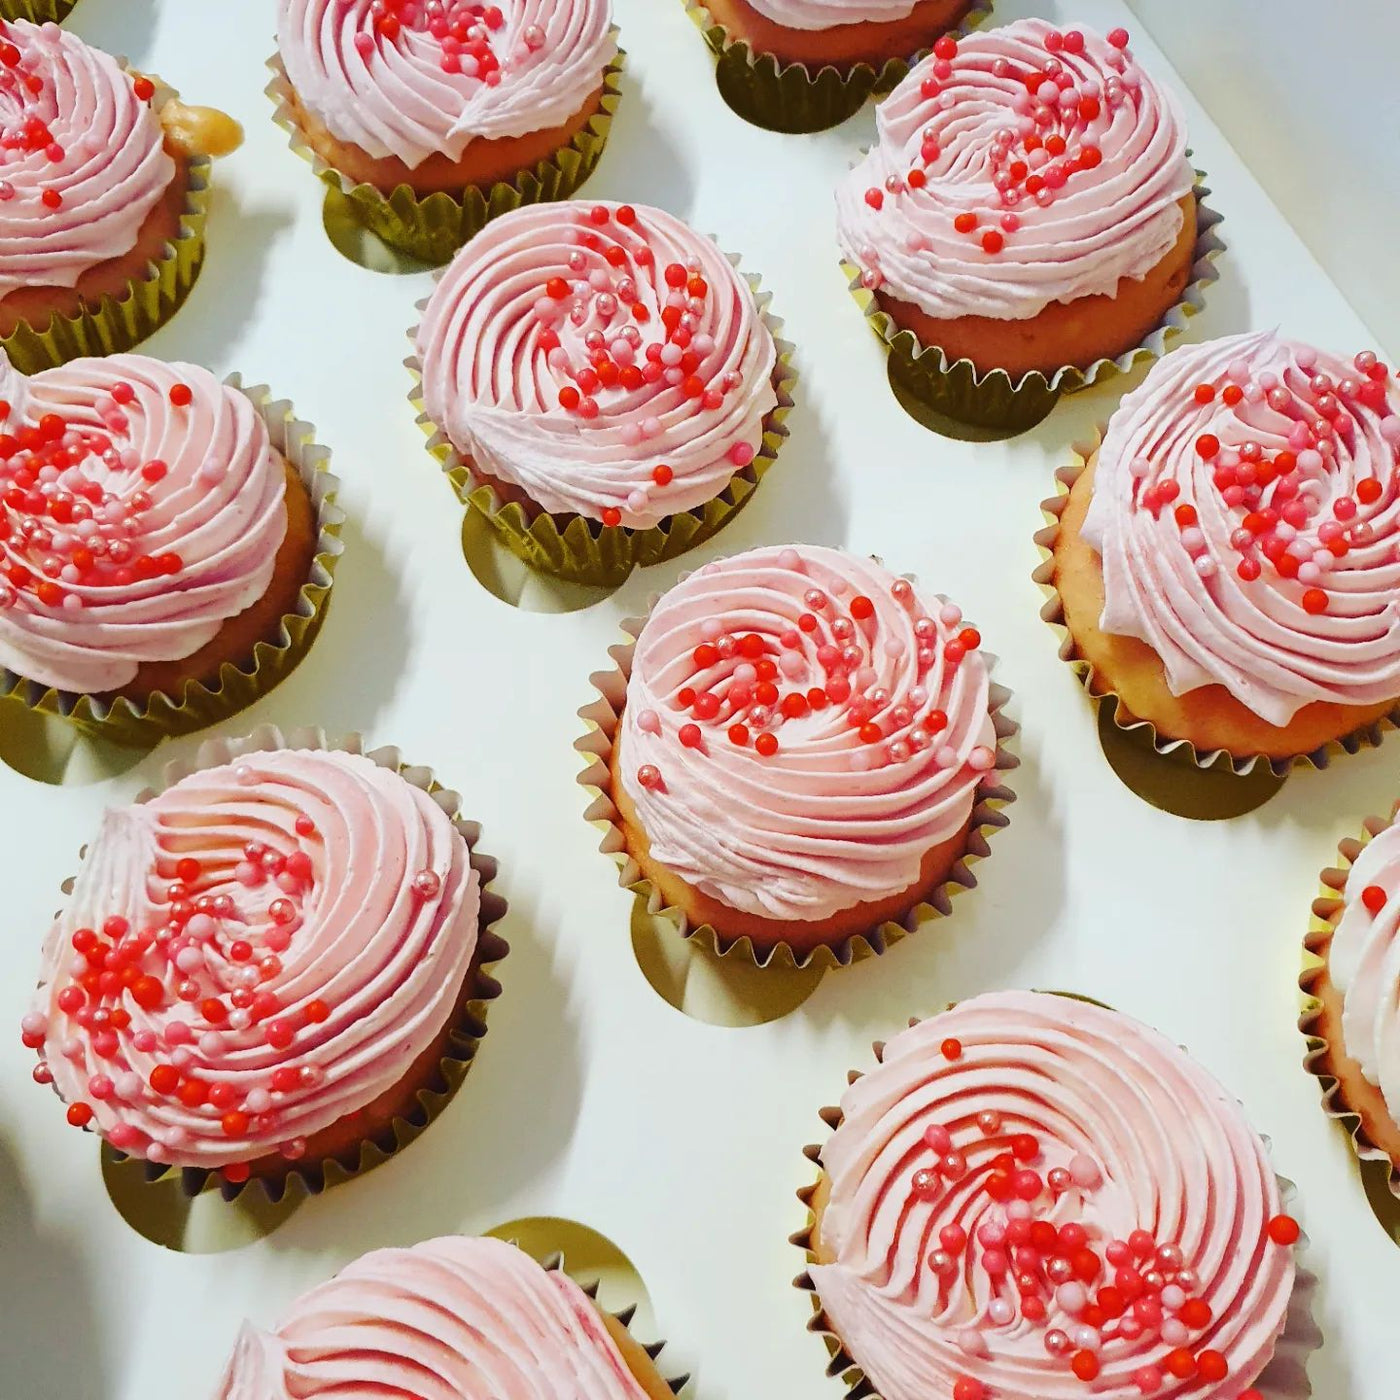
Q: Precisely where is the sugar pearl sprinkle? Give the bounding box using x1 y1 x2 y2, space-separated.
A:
810 995 1297 1400
1127 342 1400 614
0 378 199 616
22 808 450 1183
629 550 993 788
418 199 775 534
853 24 1140 285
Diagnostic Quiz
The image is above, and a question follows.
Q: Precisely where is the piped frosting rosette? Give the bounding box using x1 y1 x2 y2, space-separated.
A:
577 544 1015 964
1301 806 1400 1200
414 199 793 583
214 1236 675 1400
1079 331 1400 731
269 2 623 263
799 992 1306 1400
22 729 506 1196
0 352 341 744
0 22 211 370
836 20 1220 429
684 0 991 136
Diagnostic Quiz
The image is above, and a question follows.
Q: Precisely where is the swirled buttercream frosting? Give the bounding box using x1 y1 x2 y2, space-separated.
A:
213 1237 655 1400
835 19 1193 321
1327 824 1400 1132
25 747 481 1172
617 544 996 921
1079 330 1400 725
276 0 615 168
810 991 1298 1400
417 199 778 528
0 352 289 695
0 19 176 299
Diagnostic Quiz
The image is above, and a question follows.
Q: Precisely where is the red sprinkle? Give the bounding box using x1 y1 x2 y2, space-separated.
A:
169 383 192 407
1267 1214 1300 1246
941 1038 962 1060
133 75 156 102
1362 885 1388 914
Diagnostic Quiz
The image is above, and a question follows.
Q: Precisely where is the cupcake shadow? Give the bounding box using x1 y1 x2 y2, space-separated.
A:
0 703 153 786
586 67 696 222
64 0 160 64
0 1137 107 1400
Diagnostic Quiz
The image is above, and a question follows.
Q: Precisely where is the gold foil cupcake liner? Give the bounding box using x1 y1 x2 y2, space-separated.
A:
575 577 1017 972
73 723 511 1204
1300 807 1400 1202
792 1006 1321 1400
683 0 992 135
408 262 797 588
1 74 211 374
1032 433 1400 778
2 0 78 21
846 172 1225 435
267 43 624 266
0 380 344 749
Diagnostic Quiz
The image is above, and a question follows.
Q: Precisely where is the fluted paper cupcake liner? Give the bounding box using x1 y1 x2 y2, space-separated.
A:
408 262 797 588
1300 807 1400 1202
0 380 343 749
70 724 510 1204
684 0 992 135
537 1250 689 1397
575 574 1017 971
846 172 1225 434
792 1002 1320 1400
1 73 210 374
2 0 78 21
267 43 624 266
1032 434 1400 777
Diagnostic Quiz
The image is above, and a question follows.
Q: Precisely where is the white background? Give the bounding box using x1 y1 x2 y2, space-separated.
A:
0 1 1395 1397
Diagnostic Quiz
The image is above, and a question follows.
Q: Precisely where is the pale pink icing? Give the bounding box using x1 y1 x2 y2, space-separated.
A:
30 748 480 1170
0 352 288 696
740 0 924 32
213 1236 654 1400
810 991 1295 1400
276 0 615 169
417 199 777 528
1329 823 1400 1130
1080 330 1400 726
0 20 176 299
835 19 1193 322
617 544 996 921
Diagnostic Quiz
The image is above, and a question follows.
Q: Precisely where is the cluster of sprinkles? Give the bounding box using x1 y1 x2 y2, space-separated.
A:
858 27 1136 286
634 550 994 792
21 784 446 1185
0 380 200 616
0 21 157 210
914 1041 1297 1399
351 0 531 79
533 204 758 527
1134 349 1400 612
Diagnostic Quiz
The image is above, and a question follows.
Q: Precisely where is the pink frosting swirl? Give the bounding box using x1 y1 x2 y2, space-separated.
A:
618 544 996 921
27 748 480 1171
276 0 615 168
417 199 777 528
1080 330 1400 725
835 19 1193 321
810 991 1296 1400
742 0 925 29
0 352 288 695
1328 824 1400 1129
213 1237 654 1400
0 20 175 299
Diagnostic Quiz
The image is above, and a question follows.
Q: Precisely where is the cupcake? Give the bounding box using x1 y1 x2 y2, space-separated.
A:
1045 330 1400 766
414 199 791 585
799 991 1304 1400
0 20 230 370
836 20 1206 426
1302 806 1400 1187
272 0 619 263
0 351 338 741
21 735 502 1196
585 543 1012 962
213 1235 678 1399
